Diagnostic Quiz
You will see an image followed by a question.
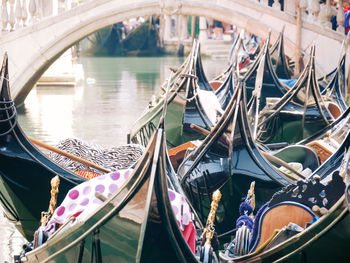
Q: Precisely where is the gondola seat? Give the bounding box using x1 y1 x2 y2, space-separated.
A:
306 140 336 163
209 80 223 91
168 141 198 170
248 201 317 253
226 199 317 258
225 171 345 257
326 101 341 119
248 171 346 253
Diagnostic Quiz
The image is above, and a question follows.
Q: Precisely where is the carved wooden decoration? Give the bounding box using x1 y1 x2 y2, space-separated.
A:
269 171 345 210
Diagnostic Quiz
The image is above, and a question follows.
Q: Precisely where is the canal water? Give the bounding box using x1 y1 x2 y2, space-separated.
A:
0 55 227 261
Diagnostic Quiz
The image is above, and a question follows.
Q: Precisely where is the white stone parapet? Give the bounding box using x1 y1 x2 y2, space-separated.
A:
0 0 346 35
1 0 74 31
0 0 347 106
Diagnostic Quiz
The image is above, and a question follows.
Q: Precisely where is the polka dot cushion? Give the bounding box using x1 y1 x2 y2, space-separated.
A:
45 169 192 236
168 189 192 231
45 169 133 235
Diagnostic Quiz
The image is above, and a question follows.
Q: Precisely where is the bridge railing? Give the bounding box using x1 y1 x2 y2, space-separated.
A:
260 0 346 33
1 0 347 36
162 0 347 44
1 0 80 32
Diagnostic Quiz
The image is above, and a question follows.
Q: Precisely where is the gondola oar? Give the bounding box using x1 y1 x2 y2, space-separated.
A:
190 123 211 136
28 137 111 173
260 151 305 180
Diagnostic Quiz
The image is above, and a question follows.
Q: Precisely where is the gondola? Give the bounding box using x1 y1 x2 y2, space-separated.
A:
11 50 350 262
296 103 350 176
129 39 219 149
20 77 208 263
177 79 300 240
281 39 347 105
320 55 347 112
269 27 293 79
214 32 249 110
248 44 344 144
216 30 263 110
215 30 294 112
22 119 192 262
228 30 258 72
0 53 86 239
0 52 143 241
22 100 350 263
79 18 162 57
230 38 340 145
177 76 350 262
242 34 289 111
219 151 350 262
244 31 345 118
264 94 350 179
227 30 248 64
247 36 287 112
257 82 350 175
318 36 348 96
256 45 337 144
22 82 350 262
212 29 264 102
177 61 350 240
209 32 240 92
215 65 236 111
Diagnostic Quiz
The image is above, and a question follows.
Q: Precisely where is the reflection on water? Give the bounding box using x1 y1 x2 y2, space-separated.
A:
0 211 27 262
20 56 227 146
1 55 227 261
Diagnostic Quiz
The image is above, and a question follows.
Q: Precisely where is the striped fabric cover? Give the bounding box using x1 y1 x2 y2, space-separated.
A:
48 138 145 175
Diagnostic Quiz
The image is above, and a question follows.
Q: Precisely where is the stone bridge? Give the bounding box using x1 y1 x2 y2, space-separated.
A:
0 0 348 106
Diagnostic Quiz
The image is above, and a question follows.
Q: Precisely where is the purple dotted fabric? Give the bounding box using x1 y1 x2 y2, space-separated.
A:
45 169 192 235
45 168 133 235
168 189 191 231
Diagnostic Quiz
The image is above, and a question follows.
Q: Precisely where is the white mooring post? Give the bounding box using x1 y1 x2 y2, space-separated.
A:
198 16 208 43
164 14 172 41
180 14 188 40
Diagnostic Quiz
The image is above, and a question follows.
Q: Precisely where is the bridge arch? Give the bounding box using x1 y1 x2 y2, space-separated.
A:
0 0 345 105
